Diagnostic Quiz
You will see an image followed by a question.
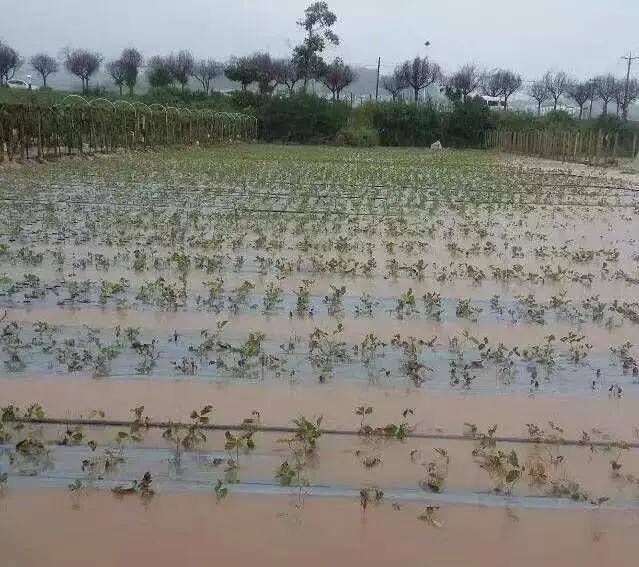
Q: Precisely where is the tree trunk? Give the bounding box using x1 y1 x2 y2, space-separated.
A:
589 98 593 119
128 84 134 96
42 75 47 87
602 101 608 115
504 95 509 110
554 98 558 110
537 101 541 115
119 85 123 96
579 106 583 120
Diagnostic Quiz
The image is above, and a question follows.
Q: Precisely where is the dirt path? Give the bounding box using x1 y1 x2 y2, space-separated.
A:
503 153 639 186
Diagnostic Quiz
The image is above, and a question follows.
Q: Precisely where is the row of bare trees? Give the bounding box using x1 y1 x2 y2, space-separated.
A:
380 61 639 120
1 0 637 118
1 3 355 99
381 60 522 108
527 71 639 120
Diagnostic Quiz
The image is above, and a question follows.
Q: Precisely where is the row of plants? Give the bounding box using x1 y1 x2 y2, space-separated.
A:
1 403 637 517
1 316 637 392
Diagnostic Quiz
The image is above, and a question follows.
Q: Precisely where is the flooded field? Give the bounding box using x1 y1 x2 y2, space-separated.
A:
3 490 638 567
2 145 639 564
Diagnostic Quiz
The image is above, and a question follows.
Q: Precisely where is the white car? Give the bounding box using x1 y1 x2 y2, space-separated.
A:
7 79 38 90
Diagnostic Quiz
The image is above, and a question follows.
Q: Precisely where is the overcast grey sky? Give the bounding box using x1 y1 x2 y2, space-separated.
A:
3 0 638 80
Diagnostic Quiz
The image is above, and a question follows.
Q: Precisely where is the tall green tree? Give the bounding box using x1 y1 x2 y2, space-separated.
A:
293 2 339 89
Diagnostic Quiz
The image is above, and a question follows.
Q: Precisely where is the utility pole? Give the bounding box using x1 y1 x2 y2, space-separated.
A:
375 57 381 101
621 51 639 122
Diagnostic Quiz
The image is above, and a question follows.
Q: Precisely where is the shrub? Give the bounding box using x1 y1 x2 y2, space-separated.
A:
371 101 443 146
256 92 350 143
336 125 380 147
443 100 494 147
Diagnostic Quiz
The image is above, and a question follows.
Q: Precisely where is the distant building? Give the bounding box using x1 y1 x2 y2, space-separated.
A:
479 95 507 110
525 104 579 116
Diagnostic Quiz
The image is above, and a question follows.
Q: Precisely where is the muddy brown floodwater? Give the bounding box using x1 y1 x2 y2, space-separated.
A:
1 489 638 567
3 146 639 565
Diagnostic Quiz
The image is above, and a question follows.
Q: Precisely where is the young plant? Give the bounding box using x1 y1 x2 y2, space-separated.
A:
295 280 314 315
224 429 256 468
112 472 155 503
263 279 284 312
355 406 373 433
472 426 525 495
417 506 443 527
162 405 213 467
214 479 229 502
359 486 384 511
418 448 450 493
323 285 347 316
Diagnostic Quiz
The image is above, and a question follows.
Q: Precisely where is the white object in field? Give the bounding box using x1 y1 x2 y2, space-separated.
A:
7 79 38 90
430 140 443 150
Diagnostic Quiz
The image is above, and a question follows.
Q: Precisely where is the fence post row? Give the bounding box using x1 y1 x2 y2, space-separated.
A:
484 126 638 165
0 102 257 161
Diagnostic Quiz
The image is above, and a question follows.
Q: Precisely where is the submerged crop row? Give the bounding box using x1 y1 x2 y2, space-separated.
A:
2 402 639 516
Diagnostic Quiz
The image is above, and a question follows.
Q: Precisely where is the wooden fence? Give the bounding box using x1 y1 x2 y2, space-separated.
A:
0 98 257 161
484 129 639 165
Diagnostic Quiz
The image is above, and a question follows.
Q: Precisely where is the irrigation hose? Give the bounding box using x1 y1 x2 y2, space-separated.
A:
11 417 639 449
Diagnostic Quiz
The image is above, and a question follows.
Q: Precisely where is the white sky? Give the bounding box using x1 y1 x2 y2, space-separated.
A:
4 0 639 80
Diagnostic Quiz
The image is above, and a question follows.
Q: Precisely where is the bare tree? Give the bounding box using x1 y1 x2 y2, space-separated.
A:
192 58 222 94
272 58 303 94
30 53 58 87
481 69 522 110
225 56 255 91
106 59 126 95
543 71 570 110
611 79 626 117
381 69 408 101
594 74 617 115
120 48 143 95
480 70 503 98
293 1 339 89
398 56 442 103
498 70 522 110
567 82 592 119
64 48 103 93
446 64 480 101
0 41 23 85
250 52 277 95
167 50 194 92
527 82 549 115
320 57 356 100
146 55 174 88
610 78 639 119
584 80 597 118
